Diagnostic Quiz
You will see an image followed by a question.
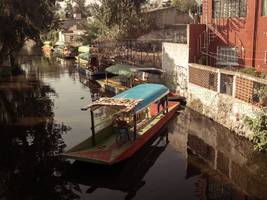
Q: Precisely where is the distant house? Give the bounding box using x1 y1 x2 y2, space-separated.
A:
143 6 194 29
57 13 86 47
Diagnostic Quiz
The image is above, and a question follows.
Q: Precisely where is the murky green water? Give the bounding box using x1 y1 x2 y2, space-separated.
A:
0 57 267 200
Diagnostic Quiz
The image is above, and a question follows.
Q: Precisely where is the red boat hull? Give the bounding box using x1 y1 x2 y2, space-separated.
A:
112 101 179 164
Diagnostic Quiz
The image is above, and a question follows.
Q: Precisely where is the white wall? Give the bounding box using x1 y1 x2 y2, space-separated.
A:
162 42 189 93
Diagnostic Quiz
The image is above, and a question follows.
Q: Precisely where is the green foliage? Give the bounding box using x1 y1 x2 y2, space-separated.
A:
73 0 90 18
240 67 267 79
240 68 261 77
172 0 197 12
245 113 267 151
65 0 74 18
0 0 58 65
81 0 153 42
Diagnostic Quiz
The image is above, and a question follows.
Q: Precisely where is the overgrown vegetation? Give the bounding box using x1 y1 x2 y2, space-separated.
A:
253 84 267 107
0 0 59 64
240 68 267 79
245 113 267 151
0 0 58 66
80 0 154 43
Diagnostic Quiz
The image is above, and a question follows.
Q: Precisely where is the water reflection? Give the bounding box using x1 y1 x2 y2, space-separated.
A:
169 108 267 200
67 129 169 200
0 56 267 200
0 58 73 199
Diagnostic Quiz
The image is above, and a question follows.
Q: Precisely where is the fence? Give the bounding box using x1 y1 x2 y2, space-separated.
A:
94 40 162 68
189 64 267 108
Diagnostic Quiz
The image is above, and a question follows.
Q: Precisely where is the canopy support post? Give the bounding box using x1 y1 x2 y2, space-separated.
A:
90 109 96 146
166 95 169 113
133 114 137 140
105 71 108 84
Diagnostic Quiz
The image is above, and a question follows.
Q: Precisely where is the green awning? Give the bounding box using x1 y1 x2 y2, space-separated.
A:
78 45 90 53
105 64 138 78
79 52 89 61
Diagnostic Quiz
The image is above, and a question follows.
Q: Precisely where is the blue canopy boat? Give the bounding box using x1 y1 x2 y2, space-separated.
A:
62 83 180 165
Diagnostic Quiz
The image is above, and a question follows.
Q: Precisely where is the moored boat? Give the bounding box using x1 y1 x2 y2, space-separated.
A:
62 83 180 165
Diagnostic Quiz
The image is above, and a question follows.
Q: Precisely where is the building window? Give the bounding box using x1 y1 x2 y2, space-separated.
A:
217 46 239 66
265 51 267 64
70 36 74 42
263 0 267 16
212 0 247 18
220 74 234 96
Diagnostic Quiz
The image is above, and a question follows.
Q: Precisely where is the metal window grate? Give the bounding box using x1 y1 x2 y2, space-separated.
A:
189 67 218 91
217 46 239 66
212 0 247 18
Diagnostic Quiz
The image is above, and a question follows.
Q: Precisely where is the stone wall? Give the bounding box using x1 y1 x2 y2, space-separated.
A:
185 63 267 137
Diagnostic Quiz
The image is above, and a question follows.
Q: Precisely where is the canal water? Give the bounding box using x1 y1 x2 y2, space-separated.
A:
0 57 267 200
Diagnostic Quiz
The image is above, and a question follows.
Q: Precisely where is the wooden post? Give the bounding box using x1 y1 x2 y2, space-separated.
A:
105 71 108 84
166 95 169 113
90 109 96 146
133 114 137 140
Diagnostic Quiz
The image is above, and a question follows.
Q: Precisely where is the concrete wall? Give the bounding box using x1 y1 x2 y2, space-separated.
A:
185 63 266 136
162 42 189 94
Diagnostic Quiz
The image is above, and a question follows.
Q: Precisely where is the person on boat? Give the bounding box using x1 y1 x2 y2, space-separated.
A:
157 96 167 114
113 115 130 141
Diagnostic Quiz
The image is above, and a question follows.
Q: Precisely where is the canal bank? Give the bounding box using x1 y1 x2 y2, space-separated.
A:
162 42 267 150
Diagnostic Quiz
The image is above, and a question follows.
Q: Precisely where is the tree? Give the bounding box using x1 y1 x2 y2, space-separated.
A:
0 0 58 66
73 0 90 18
83 0 151 41
64 0 74 18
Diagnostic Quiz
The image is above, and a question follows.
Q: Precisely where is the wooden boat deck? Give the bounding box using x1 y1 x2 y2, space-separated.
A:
97 79 128 94
62 101 178 164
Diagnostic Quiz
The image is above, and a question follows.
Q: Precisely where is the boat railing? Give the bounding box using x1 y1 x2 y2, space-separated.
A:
94 116 113 133
136 108 167 133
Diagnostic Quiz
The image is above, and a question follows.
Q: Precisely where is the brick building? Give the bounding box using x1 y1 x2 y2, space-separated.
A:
195 0 267 72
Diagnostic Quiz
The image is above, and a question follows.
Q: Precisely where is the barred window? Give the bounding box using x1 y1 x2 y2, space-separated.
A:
212 0 247 18
217 46 239 66
263 0 267 16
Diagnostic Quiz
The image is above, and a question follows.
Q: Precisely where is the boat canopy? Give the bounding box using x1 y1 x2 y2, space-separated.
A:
114 83 169 113
105 64 138 78
78 46 90 53
79 52 89 61
82 84 169 113
86 98 143 112
135 68 164 75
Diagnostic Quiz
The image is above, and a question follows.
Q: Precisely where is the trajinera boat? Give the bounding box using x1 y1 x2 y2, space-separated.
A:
62 83 180 165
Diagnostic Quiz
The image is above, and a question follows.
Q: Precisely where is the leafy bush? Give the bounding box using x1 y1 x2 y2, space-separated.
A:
245 113 267 151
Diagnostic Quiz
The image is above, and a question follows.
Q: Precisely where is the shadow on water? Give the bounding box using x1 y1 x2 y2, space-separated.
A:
168 108 267 200
0 56 267 200
66 128 169 200
0 58 75 200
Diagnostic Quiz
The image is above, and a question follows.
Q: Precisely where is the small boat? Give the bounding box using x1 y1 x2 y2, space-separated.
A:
62 83 180 165
98 64 164 95
63 46 78 59
77 52 114 80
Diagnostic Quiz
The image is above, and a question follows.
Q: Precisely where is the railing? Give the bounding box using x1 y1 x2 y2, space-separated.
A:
94 40 164 68
189 64 267 108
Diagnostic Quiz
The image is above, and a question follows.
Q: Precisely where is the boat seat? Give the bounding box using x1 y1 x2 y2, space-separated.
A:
113 120 132 142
